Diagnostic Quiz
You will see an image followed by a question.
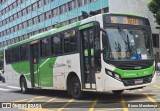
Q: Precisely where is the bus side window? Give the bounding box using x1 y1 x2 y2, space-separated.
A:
5 49 12 64
51 34 62 55
41 38 51 57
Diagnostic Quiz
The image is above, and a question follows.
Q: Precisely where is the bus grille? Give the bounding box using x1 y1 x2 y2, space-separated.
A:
122 76 152 86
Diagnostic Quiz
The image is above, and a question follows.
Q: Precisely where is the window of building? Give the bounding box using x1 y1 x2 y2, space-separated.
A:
59 5 66 14
17 0 21 5
38 0 44 7
46 11 52 19
68 1 74 10
18 11 22 18
39 14 45 22
14 25 18 31
13 2 17 8
77 0 83 7
64 30 77 53
28 19 33 26
22 8 27 15
9 16 13 22
52 8 59 17
27 5 32 13
41 38 51 57
13 14 17 20
33 16 39 24
18 23 23 30
51 35 62 55
73 0 78 8
32 2 38 10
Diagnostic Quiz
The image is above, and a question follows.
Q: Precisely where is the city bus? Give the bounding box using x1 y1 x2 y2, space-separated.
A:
4 13 156 99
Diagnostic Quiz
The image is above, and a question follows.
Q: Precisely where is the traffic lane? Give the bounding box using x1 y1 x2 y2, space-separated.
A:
0 76 160 111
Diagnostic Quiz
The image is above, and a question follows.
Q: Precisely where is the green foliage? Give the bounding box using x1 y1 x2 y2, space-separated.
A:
148 0 160 25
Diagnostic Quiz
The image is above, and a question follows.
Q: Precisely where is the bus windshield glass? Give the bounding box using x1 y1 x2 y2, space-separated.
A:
103 26 153 61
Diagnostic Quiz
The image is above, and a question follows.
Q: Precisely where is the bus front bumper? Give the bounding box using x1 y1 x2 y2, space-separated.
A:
104 73 156 91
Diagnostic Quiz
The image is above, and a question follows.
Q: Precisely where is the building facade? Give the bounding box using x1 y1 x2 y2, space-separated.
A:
0 0 108 47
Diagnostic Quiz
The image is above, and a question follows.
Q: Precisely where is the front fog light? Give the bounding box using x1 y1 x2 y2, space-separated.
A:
114 73 120 80
107 71 112 76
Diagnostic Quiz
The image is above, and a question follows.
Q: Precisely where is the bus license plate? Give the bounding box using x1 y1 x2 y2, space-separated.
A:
135 79 143 84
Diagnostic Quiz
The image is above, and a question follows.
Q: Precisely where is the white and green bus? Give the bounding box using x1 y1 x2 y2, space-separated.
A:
4 13 156 99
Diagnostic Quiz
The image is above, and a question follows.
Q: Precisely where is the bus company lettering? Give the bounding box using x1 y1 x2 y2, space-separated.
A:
53 63 66 68
124 73 137 77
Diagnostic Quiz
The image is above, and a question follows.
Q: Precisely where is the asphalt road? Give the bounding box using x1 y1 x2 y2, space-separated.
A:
0 76 160 111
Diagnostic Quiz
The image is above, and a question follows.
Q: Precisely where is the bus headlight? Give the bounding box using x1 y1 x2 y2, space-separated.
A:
105 69 121 81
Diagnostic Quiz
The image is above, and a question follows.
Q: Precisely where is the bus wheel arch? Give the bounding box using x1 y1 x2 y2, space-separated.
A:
67 72 83 99
20 75 28 94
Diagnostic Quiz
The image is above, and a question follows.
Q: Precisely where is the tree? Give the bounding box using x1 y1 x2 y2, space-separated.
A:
148 0 160 25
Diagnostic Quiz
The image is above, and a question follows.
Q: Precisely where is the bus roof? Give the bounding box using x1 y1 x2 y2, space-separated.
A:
110 12 146 18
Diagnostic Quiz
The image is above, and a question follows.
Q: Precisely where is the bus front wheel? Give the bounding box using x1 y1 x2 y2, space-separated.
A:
112 90 124 95
20 77 28 94
70 77 83 99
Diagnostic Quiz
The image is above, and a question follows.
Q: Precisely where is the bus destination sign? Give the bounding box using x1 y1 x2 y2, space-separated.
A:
104 15 150 26
111 16 139 25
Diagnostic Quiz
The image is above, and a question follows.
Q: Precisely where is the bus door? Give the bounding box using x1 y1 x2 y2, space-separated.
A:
30 42 40 88
80 27 97 89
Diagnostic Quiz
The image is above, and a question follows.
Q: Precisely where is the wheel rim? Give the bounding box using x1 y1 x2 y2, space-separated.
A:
73 82 80 96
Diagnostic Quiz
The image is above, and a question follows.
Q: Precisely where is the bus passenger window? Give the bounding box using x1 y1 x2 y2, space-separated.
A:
64 30 77 53
20 44 28 61
51 35 62 55
41 38 51 57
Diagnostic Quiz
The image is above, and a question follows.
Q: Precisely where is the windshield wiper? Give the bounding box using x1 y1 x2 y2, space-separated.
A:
117 26 131 52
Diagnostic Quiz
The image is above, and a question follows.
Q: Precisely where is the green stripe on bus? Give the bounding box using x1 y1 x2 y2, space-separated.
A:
79 22 94 30
114 66 154 79
11 57 57 87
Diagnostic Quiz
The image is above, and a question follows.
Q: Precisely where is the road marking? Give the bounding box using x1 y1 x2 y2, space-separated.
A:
7 86 20 89
28 98 35 102
153 85 160 88
13 96 46 102
121 97 128 111
42 97 57 106
89 99 97 111
35 96 46 99
0 87 11 91
142 93 160 108
13 99 29 102
139 89 160 108
57 99 74 111
47 97 57 102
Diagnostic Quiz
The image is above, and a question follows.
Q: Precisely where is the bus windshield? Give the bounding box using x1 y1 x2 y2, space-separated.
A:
103 26 153 61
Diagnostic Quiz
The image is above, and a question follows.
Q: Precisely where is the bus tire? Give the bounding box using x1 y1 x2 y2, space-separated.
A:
112 90 124 95
70 77 83 99
20 77 28 94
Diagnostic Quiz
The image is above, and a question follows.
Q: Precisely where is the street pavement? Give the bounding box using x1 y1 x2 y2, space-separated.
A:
0 76 159 111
